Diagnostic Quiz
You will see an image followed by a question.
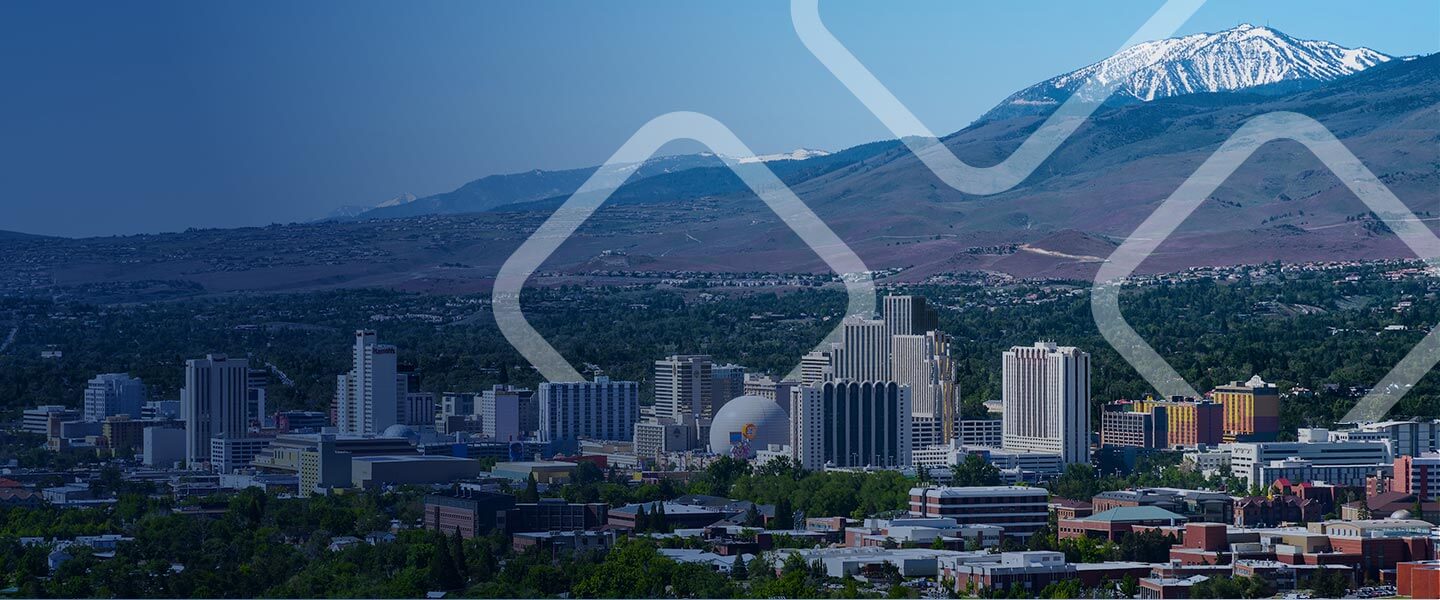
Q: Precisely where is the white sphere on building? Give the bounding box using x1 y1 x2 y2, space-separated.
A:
708 395 789 459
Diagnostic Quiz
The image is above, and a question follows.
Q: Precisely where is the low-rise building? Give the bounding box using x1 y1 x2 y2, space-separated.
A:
909 486 1050 540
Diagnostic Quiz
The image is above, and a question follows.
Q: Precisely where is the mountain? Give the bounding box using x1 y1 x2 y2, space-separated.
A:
351 146 871 220
979 24 1396 122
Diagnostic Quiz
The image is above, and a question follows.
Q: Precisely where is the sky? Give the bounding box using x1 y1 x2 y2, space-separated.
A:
0 0 1436 237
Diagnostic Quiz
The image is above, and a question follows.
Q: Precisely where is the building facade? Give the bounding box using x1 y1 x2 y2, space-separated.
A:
792 380 911 469
909 486 1050 540
181 354 250 465
654 354 713 420
538 377 639 443
334 330 408 436
1212 375 1280 442
1001 342 1090 464
83 373 146 422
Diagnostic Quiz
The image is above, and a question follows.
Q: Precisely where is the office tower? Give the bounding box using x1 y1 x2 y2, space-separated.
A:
791 380 911 469
1100 401 1168 449
1001 342 1091 464
335 330 408 436
246 368 268 430
799 351 833 386
480 385 535 441
1135 396 1224 448
83 373 147 422
653 354 713 420
538 377 639 443
835 317 888 381
1212 375 1280 442
883 295 939 338
742 373 799 407
711 364 746 416
181 354 250 465
891 331 959 447
404 392 436 427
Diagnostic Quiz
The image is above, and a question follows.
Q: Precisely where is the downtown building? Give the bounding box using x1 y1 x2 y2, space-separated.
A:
892 330 959 449
1001 342 1091 464
334 330 409 436
480 385 536 442
1211 375 1280 442
653 354 714 420
909 485 1050 540
538 377 639 443
82 373 147 422
181 354 251 465
1229 428 1393 486
790 380 911 469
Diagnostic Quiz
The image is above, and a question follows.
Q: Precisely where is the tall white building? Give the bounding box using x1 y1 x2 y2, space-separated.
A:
1001 342 1091 464
799 351 833 386
835 317 889 381
790 380 911 469
538 377 639 443
654 354 713 420
181 354 250 465
883 295 939 339
892 331 959 448
83 373 146 422
335 330 408 436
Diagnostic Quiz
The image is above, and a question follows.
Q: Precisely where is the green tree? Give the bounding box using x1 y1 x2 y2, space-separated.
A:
950 453 1002 487
429 532 463 590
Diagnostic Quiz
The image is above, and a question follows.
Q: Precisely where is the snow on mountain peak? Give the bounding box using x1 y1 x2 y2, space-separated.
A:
735 148 832 164
981 24 1395 121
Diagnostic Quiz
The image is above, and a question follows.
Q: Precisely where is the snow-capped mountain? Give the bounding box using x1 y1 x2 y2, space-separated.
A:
979 24 1395 122
735 148 832 164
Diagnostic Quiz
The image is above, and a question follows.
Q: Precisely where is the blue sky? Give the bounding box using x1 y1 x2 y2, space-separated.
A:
1 0 1435 237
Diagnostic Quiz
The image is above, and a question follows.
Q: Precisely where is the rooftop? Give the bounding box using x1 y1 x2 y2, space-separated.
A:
1078 505 1187 523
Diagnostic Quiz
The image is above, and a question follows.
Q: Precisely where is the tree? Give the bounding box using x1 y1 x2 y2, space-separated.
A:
634 504 650 533
1310 567 1349 599
950 453 1002 487
450 528 466 580
653 503 670 533
744 504 763 527
730 554 749 580
771 496 794 530
1120 573 1140 598
429 532 463 590
521 474 540 503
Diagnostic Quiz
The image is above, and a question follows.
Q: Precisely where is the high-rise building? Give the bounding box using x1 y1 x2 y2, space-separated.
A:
1211 375 1280 442
742 373 799 407
335 330 408 436
480 385 535 441
246 368 268 430
1001 342 1090 464
711 364 746 417
1100 401 1168 449
883 295 939 339
1134 396 1224 448
181 354 250 465
653 355 713 421
791 380 911 469
538 377 639 443
403 392 436 427
799 351 833 386
83 373 146 422
835 317 888 381
892 331 959 447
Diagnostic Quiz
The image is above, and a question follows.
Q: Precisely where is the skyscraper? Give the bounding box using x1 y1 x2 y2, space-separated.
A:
799 351 833 386
653 354 713 420
246 368 268 430
835 317 888 381
1001 342 1091 464
335 330 408 436
710 364 747 417
883 295 939 339
790 380 911 469
538 377 639 443
892 331 958 448
181 354 250 465
82 373 146 422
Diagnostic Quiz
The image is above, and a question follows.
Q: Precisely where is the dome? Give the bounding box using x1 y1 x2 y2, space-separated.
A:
708 395 789 459
381 424 418 439
1390 509 1413 520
